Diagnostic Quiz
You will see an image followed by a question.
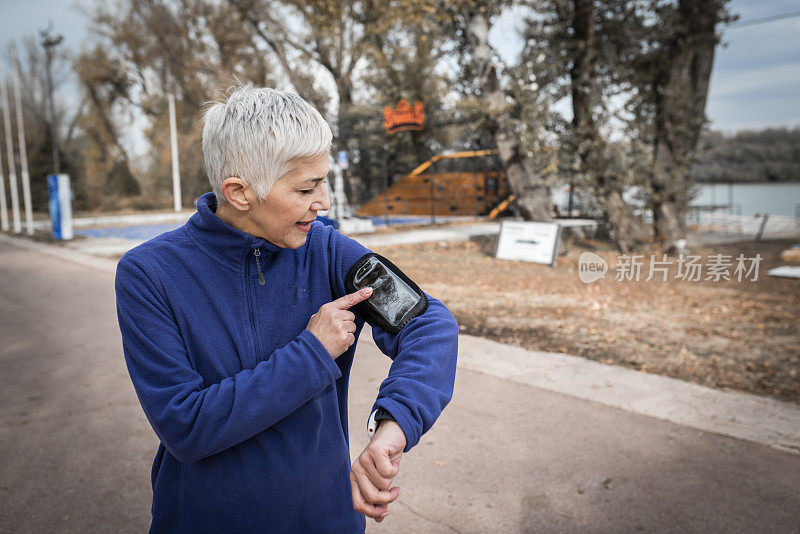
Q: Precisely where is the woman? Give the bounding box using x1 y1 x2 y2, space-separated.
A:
115 86 458 533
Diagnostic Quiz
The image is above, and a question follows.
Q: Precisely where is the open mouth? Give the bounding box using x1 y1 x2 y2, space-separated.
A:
295 220 314 232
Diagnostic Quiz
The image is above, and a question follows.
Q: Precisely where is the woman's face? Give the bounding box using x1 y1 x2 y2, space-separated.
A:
248 152 331 249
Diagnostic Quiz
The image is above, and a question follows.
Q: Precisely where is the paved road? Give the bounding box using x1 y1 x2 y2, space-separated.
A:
1 238 799 533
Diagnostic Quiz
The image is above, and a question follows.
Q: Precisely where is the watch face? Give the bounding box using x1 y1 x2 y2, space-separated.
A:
351 255 422 328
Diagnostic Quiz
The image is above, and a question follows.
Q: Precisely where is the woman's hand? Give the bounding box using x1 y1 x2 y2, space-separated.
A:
350 420 406 522
306 287 372 358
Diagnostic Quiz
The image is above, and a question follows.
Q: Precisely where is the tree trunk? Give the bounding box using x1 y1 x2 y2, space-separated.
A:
570 0 650 252
606 190 652 251
466 9 551 221
651 0 723 251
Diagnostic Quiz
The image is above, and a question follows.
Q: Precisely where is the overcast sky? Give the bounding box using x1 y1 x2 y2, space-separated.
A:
1 0 798 136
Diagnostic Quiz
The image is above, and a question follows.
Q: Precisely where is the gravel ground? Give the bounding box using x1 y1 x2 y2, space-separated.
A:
372 235 800 404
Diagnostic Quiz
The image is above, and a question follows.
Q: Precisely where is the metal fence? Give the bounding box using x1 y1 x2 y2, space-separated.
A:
687 204 800 240
550 191 799 241
686 203 744 234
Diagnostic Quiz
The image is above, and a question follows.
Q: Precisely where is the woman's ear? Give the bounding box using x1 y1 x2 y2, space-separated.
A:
220 177 252 211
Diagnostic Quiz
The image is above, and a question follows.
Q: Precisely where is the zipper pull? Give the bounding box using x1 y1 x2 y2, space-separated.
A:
253 248 265 286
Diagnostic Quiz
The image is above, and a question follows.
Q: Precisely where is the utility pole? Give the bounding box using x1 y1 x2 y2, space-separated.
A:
0 110 7 231
168 93 182 212
11 46 34 235
40 25 63 175
1 75 21 232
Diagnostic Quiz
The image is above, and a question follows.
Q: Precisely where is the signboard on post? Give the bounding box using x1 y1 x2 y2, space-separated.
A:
383 99 425 134
495 221 561 266
337 151 349 169
47 173 73 240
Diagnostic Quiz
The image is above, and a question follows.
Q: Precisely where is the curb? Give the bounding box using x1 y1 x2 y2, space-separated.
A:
0 233 119 274
454 333 800 455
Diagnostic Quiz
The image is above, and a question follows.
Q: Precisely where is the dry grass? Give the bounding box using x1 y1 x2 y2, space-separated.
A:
373 235 800 404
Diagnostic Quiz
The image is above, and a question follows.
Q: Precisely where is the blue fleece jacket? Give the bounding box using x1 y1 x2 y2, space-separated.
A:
114 192 458 533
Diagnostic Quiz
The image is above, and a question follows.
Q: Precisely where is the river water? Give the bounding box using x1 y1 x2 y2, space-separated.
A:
690 182 800 218
554 182 800 218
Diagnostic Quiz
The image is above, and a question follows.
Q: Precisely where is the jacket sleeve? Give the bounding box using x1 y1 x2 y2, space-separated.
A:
326 227 459 452
115 255 341 465
368 297 458 452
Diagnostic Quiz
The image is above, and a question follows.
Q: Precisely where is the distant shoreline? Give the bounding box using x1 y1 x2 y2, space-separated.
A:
692 180 800 185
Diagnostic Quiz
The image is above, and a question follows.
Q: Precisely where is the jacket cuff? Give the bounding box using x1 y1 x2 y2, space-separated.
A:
298 329 342 383
371 399 418 452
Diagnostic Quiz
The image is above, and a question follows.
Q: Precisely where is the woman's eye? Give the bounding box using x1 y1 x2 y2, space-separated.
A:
300 180 325 195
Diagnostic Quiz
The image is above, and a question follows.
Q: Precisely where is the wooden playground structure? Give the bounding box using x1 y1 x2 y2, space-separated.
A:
356 150 512 218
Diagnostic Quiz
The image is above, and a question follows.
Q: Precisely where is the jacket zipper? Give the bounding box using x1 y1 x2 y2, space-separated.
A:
253 247 265 285
247 248 263 365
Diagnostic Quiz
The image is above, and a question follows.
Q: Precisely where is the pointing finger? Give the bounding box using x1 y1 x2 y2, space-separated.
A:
332 287 373 310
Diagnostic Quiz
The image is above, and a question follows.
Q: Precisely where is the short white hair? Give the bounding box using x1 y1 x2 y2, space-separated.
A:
202 85 332 203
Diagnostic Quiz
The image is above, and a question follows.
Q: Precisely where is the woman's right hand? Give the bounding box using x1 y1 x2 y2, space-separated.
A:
306 287 373 358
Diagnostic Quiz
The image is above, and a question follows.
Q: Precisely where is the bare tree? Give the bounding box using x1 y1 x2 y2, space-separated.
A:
519 0 652 251
228 0 371 125
634 0 733 251
81 0 284 202
568 0 651 251
74 46 139 198
230 0 456 204
458 3 552 221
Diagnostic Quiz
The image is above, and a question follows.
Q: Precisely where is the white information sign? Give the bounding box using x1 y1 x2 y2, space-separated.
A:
495 221 561 265
768 266 800 279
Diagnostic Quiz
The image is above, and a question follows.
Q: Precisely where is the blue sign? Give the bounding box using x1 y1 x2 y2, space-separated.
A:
47 174 62 239
337 151 348 169
47 174 74 240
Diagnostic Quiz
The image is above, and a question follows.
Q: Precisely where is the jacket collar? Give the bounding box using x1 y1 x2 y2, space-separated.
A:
186 192 283 271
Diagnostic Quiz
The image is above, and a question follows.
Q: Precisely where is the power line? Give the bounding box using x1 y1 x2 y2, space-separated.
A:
726 9 800 29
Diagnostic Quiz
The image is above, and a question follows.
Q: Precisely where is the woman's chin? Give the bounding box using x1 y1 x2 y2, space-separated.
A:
285 233 309 249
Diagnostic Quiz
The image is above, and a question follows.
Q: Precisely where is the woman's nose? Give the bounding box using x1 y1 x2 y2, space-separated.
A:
313 184 331 211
